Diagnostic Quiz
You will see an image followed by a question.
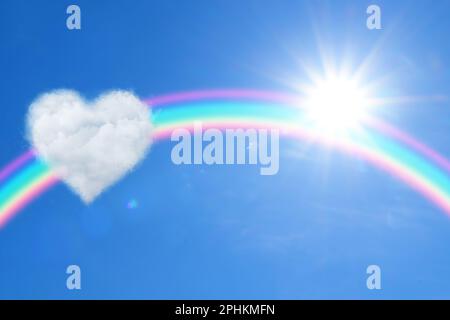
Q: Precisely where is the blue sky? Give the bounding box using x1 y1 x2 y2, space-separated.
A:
0 0 450 299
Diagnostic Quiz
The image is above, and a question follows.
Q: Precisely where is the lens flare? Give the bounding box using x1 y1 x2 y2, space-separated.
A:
127 199 139 209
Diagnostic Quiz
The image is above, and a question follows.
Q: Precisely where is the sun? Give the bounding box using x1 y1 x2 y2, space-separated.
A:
303 74 371 136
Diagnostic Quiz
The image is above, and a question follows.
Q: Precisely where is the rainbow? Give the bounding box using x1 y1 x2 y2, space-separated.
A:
0 89 449 228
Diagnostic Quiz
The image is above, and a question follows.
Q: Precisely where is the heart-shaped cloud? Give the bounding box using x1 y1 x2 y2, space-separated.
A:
27 90 153 203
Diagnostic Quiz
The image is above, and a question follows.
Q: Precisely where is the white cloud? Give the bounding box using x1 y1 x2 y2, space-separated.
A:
27 90 153 203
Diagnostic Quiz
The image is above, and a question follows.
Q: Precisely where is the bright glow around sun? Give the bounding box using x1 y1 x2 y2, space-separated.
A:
304 75 370 136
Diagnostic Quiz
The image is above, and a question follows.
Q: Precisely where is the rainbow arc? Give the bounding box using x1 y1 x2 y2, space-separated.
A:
0 89 449 227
